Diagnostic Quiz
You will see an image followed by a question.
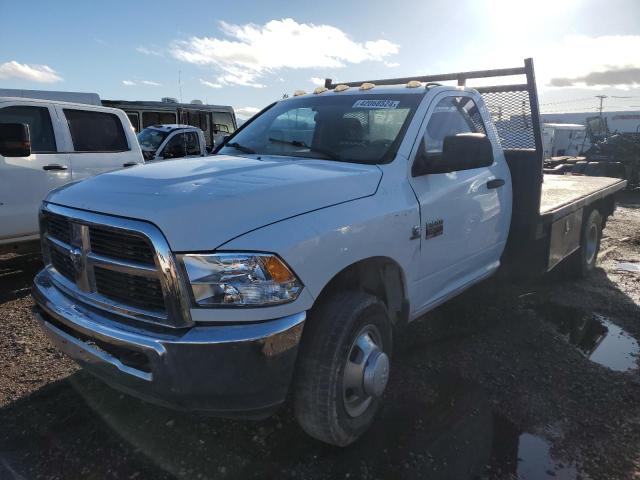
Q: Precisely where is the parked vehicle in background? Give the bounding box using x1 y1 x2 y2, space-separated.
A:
544 115 640 187
137 124 208 161
0 97 143 254
0 89 237 151
32 59 626 447
541 123 589 159
102 99 236 149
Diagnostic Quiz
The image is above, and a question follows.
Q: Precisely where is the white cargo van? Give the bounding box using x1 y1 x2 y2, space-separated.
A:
0 98 144 253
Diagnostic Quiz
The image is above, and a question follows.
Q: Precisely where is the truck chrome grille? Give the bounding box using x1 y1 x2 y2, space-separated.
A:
40 205 192 328
46 214 72 245
89 226 156 266
49 245 75 282
94 267 166 312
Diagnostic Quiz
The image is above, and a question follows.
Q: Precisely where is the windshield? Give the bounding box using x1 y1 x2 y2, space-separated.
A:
137 128 169 153
219 94 421 164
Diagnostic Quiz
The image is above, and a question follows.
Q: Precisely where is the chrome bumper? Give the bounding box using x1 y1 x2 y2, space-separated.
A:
32 269 306 416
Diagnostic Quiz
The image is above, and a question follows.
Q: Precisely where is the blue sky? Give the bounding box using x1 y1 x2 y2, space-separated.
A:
1 0 640 118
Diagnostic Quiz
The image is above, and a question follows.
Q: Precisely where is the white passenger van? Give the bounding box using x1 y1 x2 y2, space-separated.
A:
0 97 143 253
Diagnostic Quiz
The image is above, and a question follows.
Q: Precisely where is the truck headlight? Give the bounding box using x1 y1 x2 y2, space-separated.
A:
179 253 302 307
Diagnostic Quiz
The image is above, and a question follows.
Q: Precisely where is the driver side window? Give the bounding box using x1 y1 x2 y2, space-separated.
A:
411 96 487 177
423 96 486 155
162 132 199 159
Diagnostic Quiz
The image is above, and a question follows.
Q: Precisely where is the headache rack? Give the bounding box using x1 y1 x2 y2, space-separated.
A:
326 58 546 273
325 58 543 156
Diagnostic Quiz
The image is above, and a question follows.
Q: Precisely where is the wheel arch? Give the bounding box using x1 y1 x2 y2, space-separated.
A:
313 256 409 328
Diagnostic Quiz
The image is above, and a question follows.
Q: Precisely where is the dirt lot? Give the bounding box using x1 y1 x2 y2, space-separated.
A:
1 191 639 480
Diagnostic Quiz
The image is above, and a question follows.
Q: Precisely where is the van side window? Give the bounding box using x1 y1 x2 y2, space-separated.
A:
142 111 177 128
126 112 140 133
0 106 57 153
64 109 129 152
423 97 486 154
212 112 234 133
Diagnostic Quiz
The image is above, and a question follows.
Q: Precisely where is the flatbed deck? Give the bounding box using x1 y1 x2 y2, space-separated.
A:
539 175 627 222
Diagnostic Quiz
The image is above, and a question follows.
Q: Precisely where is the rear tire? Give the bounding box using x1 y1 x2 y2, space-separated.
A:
293 291 393 446
569 209 603 278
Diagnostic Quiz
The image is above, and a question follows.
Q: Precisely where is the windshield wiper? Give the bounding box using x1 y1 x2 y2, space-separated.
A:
225 142 256 154
268 138 341 161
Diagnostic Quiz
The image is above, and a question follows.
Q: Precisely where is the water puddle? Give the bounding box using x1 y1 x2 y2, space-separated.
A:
537 303 639 372
489 416 577 479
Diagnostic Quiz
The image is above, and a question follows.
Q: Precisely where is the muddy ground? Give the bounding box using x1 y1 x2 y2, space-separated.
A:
1 191 639 480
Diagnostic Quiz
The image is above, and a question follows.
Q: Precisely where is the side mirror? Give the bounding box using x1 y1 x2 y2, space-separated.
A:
0 123 31 157
222 135 230 144
412 133 493 176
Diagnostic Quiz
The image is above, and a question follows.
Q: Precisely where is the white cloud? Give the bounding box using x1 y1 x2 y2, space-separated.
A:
170 18 399 88
384 62 400 68
136 46 163 56
538 35 640 90
458 34 640 93
234 106 260 119
200 79 223 89
310 77 325 86
0 61 62 83
122 79 161 86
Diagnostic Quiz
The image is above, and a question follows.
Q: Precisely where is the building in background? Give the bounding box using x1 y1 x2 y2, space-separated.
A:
541 111 640 134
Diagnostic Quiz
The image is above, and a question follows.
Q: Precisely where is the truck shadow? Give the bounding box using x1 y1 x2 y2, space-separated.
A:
0 367 528 480
0 253 42 303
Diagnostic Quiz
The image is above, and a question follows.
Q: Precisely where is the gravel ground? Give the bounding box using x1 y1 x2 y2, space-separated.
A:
0 191 639 480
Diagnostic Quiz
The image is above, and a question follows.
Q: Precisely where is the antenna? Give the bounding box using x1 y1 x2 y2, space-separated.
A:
178 70 183 104
595 95 607 116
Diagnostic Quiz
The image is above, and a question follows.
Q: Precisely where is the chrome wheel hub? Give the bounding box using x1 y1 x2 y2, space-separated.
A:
342 325 389 418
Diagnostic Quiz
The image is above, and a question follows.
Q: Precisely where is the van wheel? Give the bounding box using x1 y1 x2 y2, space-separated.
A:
569 209 603 278
293 291 393 446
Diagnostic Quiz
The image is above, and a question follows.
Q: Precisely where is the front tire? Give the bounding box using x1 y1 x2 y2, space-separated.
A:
293 291 393 446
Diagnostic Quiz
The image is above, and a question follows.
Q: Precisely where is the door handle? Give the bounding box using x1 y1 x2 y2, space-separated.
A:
123 162 138 167
486 178 505 189
42 164 68 171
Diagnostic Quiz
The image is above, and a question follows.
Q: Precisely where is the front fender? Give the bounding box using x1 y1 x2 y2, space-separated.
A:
218 191 420 312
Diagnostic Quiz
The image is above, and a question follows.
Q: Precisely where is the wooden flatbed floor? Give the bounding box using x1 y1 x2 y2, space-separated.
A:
540 175 627 221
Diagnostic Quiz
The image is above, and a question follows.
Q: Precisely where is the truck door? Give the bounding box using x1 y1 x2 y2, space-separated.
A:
408 93 511 312
58 107 141 180
156 131 202 160
0 103 71 242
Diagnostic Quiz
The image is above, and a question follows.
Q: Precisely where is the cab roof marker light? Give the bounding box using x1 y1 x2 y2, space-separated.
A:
359 82 375 91
334 84 350 92
406 80 422 88
293 90 307 97
313 86 328 94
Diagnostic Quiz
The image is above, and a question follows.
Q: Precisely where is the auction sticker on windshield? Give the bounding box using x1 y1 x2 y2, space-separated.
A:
352 100 400 109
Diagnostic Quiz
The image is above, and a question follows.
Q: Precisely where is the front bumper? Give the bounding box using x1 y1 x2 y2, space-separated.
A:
32 269 306 417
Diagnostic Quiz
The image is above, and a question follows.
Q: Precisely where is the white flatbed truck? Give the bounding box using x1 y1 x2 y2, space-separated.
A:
32 59 625 446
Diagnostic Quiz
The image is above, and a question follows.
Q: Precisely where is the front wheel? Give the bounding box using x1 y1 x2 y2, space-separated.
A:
293 291 393 446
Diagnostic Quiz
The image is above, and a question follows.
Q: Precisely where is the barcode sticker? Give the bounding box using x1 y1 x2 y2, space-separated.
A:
352 99 400 109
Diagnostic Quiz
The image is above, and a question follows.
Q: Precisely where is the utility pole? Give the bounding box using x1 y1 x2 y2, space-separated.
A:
595 95 607 116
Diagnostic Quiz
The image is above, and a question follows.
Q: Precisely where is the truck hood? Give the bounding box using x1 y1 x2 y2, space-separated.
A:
47 155 382 251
